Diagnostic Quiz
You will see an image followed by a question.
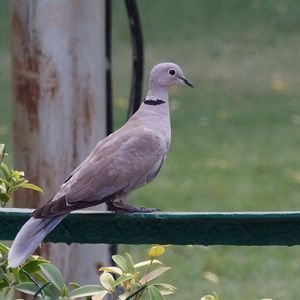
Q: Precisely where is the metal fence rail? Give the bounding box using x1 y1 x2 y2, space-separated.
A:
1 208 300 246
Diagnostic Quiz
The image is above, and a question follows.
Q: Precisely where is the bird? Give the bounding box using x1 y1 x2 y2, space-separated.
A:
8 62 193 268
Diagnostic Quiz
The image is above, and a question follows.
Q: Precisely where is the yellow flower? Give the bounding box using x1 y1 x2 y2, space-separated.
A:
148 245 165 259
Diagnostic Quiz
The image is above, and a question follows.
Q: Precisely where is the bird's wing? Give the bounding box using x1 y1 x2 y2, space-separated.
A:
62 131 116 183
34 127 167 217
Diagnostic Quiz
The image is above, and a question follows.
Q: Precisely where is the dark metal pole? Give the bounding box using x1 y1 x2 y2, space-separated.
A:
124 0 144 118
105 0 118 266
105 0 113 135
109 0 144 262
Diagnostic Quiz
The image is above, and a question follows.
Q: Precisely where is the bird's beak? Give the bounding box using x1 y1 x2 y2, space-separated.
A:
179 76 194 88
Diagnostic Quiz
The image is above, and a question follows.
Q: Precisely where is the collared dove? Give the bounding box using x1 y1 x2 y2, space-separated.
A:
8 62 193 268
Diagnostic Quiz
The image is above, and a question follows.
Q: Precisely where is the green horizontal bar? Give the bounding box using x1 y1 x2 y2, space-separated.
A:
1 208 300 246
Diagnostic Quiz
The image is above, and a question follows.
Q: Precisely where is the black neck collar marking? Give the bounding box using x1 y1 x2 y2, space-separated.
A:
143 99 166 106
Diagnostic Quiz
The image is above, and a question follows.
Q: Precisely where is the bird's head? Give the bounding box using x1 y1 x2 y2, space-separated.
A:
149 62 193 89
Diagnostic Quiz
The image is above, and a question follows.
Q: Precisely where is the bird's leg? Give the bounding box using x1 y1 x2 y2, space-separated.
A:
106 198 159 213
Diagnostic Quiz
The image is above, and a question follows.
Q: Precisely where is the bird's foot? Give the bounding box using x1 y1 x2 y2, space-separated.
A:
106 200 159 213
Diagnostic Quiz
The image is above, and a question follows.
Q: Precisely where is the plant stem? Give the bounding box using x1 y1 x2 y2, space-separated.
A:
20 267 45 297
135 259 154 300
33 282 51 299
125 285 147 300
143 259 153 281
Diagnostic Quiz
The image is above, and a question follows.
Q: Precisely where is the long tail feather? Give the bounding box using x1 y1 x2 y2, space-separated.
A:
8 215 66 268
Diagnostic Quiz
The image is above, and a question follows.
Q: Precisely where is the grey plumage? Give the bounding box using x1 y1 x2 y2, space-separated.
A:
8 62 193 268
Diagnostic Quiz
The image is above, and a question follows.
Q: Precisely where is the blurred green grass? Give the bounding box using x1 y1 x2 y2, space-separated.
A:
1 0 300 298
113 1 300 299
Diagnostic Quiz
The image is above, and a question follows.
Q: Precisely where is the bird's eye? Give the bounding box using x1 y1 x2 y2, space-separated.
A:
168 69 176 76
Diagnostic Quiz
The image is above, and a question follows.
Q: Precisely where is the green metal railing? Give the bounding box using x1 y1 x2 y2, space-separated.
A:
1 208 300 246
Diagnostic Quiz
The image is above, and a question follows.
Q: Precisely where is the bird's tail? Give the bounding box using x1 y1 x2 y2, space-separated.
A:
8 215 66 268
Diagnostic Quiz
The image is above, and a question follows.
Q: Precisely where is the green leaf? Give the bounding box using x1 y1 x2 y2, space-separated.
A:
0 192 10 206
9 178 27 191
13 178 27 184
34 281 55 298
201 292 220 300
134 260 162 268
10 267 20 284
113 273 135 287
21 256 49 283
100 266 122 275
21 183 44 193
125 253 135 273
0 243 9 256
16 282 39 295
148 286 165 300
0 179 10 191
27 254 49 264
38 283 60 298
0 144 5 165
201 296 215 300
68 282 81 289
20 261 48 285
122 286 147 300
21 259 48 277
0 268 4 280
68 285 104 298
0 182 7 193
140 267 171 285
153 283 176 296
99 272 115 293
0 278 9 290
0 287 15 300
10 170 24 181
91 290 109 300
0 163 10 180
112 254 128 272
40 263 65 291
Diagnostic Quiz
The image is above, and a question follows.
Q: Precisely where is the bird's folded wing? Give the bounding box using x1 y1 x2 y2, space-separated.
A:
35 128 167 218
66 128 166 202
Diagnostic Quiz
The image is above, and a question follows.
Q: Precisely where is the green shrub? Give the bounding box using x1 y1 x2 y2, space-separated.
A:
0 144 43 207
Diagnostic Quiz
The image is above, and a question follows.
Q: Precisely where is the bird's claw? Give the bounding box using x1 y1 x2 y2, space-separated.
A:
106 200 159 213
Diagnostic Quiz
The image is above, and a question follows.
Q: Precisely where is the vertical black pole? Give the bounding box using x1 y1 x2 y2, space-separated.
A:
105 0 113 135
105 0 117 264
108 0 145 261
125 0 144 118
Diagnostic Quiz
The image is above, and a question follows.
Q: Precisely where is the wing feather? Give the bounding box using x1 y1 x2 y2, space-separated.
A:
35 127 167 217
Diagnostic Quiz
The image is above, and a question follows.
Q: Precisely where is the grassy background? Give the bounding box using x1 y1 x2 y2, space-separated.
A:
1 0 300 298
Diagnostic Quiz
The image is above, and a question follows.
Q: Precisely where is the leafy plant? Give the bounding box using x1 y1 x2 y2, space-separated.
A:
15 263 103 299
0 244 175 299
0 241 48 299
0 241 103 299
92 245 176 300
0 144 43 207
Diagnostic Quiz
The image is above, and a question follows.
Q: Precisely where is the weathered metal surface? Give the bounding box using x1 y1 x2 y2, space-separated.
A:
11 0 109 284
2 209 300 246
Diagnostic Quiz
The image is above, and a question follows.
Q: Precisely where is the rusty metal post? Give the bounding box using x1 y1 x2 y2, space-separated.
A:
11 0 110 284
